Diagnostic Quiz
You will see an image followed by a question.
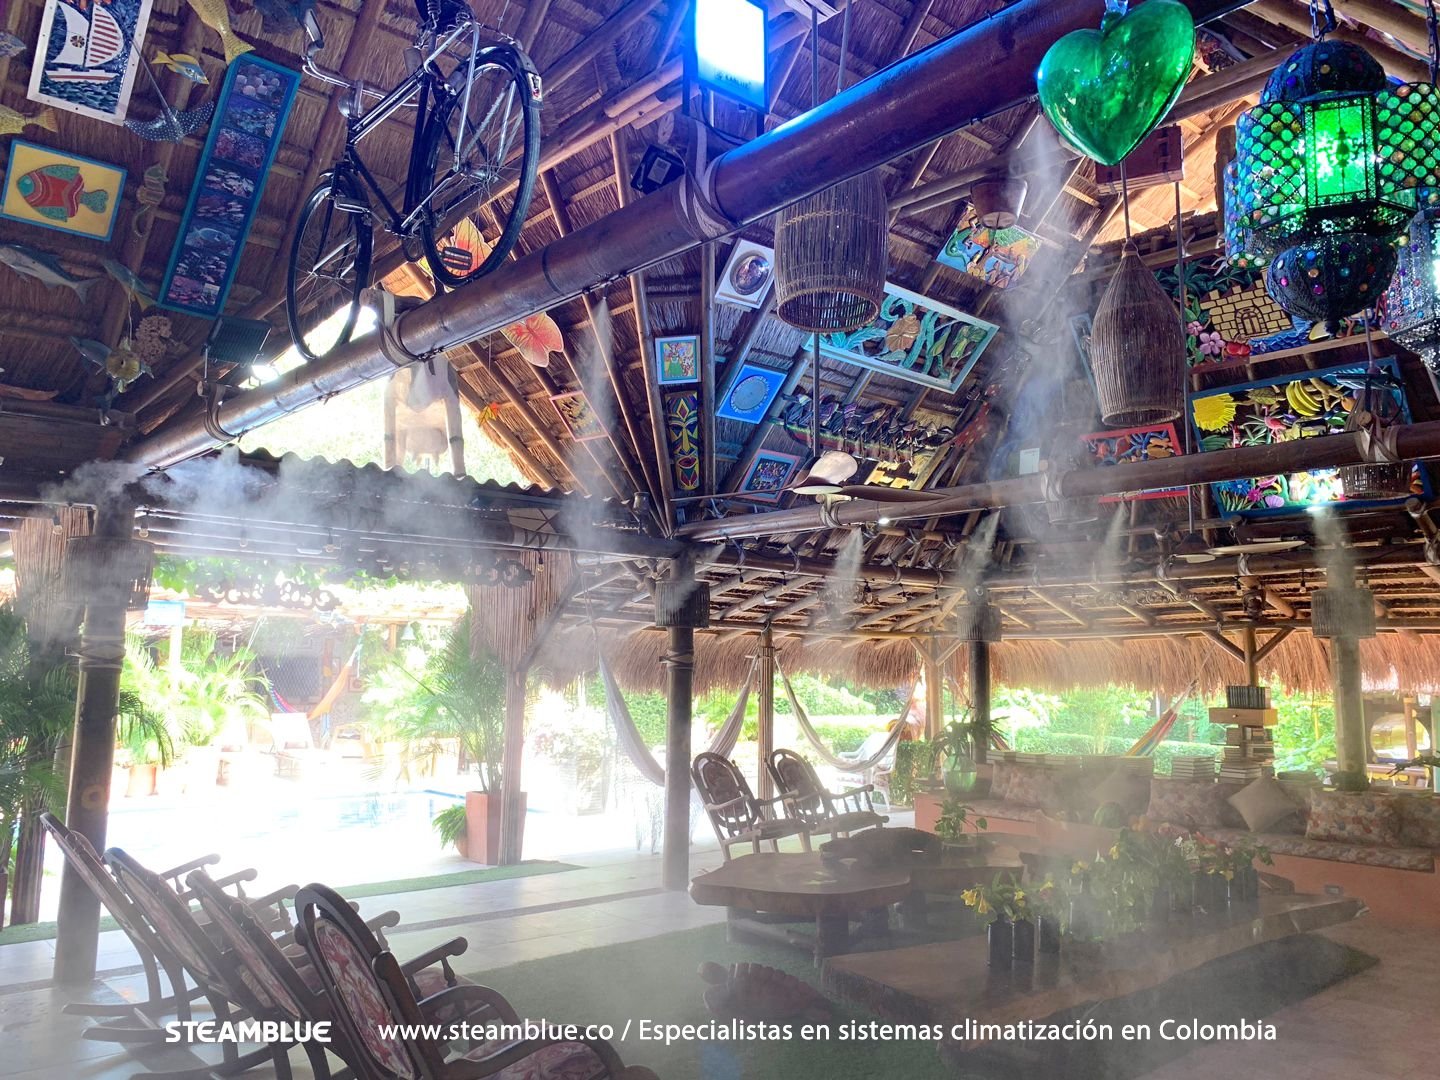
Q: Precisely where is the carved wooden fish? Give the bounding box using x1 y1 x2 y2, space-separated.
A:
0 244 97 301
152 51 209 84
0 105 56 138
185 0 254 65
17 165 109 222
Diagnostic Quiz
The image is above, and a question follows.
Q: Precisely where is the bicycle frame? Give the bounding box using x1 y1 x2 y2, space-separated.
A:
307 18 484 238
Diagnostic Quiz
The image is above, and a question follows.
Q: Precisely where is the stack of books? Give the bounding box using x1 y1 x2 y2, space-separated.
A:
1226 685 1271 710
1218 759 1264 782
1170 756 1217 780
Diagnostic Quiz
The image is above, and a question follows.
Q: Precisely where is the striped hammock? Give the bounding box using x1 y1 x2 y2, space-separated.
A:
1124 679 1199 757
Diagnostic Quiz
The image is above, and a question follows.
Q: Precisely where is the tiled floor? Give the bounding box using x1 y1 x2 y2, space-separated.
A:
2 837 1433 1080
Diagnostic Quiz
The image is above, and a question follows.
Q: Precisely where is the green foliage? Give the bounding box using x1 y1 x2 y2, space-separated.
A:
890 740 941 807
991 686 1061 734
122 631 270 759
934 795 987 839
362 614 507 790
431 803 467 849
1270 691 1335 777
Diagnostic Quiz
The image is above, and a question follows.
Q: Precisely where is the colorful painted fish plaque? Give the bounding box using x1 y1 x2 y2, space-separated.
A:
28 0 155 124
1 141 124 241
818 283 998 394
160 54 299 317
1188 359 1427 514
1079 423 1184 502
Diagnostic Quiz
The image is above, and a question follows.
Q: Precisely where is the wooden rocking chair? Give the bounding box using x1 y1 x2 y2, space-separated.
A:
766 749 888 840
295 881 659 1079
691 751 811 861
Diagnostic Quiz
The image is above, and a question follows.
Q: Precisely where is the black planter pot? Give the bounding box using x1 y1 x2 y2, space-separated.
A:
1012 917 1036 963
1191 871 1217 912
1233 866 1260 905
1037 914 1062 954
1068 895 1096 941
1148 885 1171 927
988 917 1014 967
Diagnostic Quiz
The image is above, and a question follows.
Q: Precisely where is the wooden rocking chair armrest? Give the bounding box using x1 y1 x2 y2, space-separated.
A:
248 884 299 910
209 867 261 893
366 908 402 931
400 936 468 979
416 981 519 1027
159 853 222 881
702 795 749 814
835 783 875 798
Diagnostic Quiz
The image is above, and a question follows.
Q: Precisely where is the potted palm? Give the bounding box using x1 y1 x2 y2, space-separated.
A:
380 616 510 864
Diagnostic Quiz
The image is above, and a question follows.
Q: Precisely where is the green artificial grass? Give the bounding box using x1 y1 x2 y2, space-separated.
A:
0 861 578 947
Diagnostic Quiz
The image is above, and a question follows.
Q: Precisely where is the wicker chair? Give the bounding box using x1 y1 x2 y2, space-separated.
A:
295 881 658 1079
766 749 888 840
691 751 811 861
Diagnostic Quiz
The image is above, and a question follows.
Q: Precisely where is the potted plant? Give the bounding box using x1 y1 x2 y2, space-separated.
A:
373 615 510 864
933 794 989 849
936 714 993 793
962 872 1035 965
431 803 469 858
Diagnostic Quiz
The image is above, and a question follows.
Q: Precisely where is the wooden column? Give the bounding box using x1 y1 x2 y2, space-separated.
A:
1242 625 1259 685
756 626 776 799
968 638 991 765
498 667 528 866
54 507 138 984
662 622 695 891
923 641 945 742
1332 634 1367 783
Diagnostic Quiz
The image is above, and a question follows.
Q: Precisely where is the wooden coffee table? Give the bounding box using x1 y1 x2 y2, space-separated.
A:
689 845 1025 961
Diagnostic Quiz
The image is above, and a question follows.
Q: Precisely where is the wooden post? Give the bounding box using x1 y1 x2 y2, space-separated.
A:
662 622 695 891
757 626 776 799
969 638 991 765
1332 634 1368 784
498 667 528 865
923 641 944 742
54 507 136 985
1242 625 1258 685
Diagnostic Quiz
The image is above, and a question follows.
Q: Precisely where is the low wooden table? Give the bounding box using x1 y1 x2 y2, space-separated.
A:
822 893 1365 1065
689 845 1025 961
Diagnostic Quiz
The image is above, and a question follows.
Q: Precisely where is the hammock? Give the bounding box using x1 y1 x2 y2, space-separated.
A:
598 652 753 787
307 637 363 721
1125 679 1199 757
775 656 910 771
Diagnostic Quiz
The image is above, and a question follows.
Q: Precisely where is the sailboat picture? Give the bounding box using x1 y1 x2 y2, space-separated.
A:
27 0 156 124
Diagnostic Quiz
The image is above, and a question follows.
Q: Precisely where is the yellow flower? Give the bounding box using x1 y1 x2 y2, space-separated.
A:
962 887 979 907
1109 845 1121 860
975 895 991 916
1013 889 1026 904
1192 393 1238 432
1071 860 1089 875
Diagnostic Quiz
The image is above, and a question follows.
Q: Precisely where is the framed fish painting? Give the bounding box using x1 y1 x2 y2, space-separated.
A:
1 141 124 241
1079 423 1184 503
160 54 300 317
655 335 699 385
27 0 155 124
737 450 799 503
935 204 1041 290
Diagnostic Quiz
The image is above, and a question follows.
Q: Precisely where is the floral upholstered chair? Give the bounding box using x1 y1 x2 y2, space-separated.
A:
691 751 812 860
766 749 888 840
296 882 659 1079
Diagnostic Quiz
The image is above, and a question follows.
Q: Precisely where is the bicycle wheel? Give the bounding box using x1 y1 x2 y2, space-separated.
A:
416 45 540 288
287 174 373 364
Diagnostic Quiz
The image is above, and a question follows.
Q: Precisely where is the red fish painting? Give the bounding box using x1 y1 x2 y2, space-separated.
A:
17 164 110 222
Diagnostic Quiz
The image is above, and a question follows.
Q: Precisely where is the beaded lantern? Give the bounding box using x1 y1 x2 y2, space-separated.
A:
1382 192 1440 375
1223 39 1440 331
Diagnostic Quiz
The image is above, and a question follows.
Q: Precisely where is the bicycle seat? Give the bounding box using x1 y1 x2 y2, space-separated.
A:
303 9 324 49
417 0 473 32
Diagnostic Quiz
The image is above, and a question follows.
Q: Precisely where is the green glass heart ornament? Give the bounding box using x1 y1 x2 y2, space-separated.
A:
1036 0 1196 167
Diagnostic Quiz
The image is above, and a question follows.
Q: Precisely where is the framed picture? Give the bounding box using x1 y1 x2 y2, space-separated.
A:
1 141 125 240
160 55 300 317
27 0 155 125
655 335 699 385
717 361 786 424
665 391 701 492
935 203 1041 291
715 239 773 308
550 390 608 442
1080 423 1184 502
738 450 800 502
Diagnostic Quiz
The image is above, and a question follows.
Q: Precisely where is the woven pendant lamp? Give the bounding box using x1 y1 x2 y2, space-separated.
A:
775 170 889 333
1089 241 1186 426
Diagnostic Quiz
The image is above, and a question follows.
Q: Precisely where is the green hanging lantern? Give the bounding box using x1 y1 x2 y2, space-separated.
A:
1223 36 1440 330
1036 0 1196 167
1381 192 1440 376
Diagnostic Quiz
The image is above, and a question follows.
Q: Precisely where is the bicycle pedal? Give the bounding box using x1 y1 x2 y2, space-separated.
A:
331 194 369 214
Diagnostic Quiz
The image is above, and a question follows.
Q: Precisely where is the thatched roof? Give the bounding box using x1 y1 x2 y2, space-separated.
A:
536 621 1440 699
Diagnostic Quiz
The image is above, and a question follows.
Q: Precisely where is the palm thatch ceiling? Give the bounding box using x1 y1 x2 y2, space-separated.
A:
3 0 1440 672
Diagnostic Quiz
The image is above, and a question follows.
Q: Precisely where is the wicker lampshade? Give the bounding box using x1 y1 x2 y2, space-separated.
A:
63 536 154 610
775 170 889 333
1311 585 1377 639
1089 242 1186 426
